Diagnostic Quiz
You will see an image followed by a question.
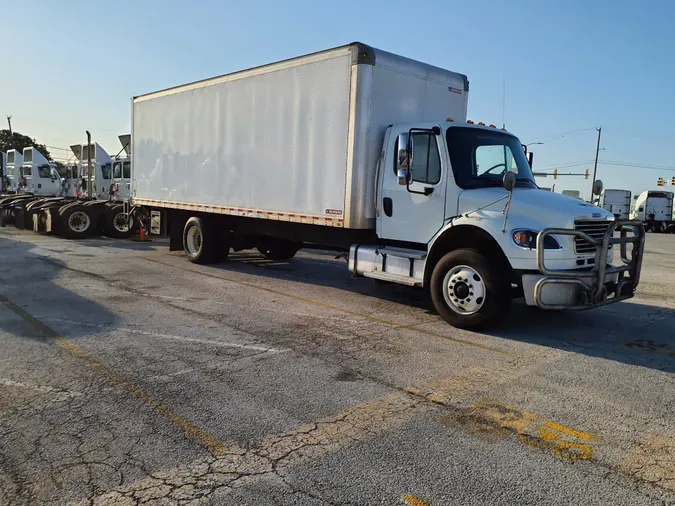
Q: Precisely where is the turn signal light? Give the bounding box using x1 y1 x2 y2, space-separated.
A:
446 117 454 122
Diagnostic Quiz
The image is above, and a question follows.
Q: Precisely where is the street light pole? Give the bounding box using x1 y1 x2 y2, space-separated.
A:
590 127 602 195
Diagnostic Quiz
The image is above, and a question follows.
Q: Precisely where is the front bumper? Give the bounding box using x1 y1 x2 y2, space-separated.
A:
523 220 645 310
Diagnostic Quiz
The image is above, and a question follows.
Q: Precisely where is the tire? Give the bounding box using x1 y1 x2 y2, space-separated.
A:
102 205 136 239
60 205 97 239
183 216 223 264
430 248 511 330
256 239 300 260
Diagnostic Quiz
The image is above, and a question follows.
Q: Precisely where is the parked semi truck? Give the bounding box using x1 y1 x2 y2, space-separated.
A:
129 42 645 329
4 149 23 193
1 139 137 238
600 189 632 220
0 152 5 193
631 190 675 233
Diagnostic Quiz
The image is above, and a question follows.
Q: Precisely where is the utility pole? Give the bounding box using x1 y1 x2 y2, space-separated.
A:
590 127 602 196
6 115 12 136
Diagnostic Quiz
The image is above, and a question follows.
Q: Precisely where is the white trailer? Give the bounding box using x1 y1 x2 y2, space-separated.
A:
630 190 675 232
130 42 645 329
600 189 632 220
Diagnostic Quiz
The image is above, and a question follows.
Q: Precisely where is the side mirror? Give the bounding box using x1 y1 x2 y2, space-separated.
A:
592 179 604 196
397 168 408 186
527 151 533 169
397 133 411 165
503 171 516 192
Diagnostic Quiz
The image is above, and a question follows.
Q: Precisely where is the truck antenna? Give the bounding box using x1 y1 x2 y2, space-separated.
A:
502 78 506 129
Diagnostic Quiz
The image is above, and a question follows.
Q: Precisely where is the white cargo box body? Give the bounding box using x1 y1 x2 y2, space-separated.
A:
132 43 468 229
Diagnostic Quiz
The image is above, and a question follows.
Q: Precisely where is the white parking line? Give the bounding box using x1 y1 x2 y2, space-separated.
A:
37 316 288 353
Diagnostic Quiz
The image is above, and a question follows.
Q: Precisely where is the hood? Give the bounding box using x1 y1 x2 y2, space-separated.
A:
457 188 613 228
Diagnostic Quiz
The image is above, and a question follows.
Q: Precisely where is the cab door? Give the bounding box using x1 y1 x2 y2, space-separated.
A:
377 126 447 245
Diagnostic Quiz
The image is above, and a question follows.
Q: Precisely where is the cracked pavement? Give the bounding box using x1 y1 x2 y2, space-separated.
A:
1 229 675 505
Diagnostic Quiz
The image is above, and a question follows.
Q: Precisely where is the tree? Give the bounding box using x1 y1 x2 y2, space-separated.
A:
0 129 51 160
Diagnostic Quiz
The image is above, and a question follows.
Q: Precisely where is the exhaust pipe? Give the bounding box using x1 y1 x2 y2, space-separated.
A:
86 130 93 199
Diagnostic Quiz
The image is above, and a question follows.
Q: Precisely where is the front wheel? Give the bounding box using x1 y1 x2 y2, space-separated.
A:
430 249 511 330
102 205 137 239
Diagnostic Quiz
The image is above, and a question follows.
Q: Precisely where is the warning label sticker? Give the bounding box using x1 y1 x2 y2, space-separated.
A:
325 209 343 216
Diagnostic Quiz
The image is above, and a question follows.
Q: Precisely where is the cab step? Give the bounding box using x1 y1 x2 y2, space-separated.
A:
362 270 423 287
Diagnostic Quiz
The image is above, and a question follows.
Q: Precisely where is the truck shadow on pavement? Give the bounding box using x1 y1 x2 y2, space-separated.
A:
0 236 120 340
217 250 675 374
494 300 675 374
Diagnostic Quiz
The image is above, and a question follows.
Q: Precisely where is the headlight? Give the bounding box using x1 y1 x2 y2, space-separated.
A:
512 230 560 250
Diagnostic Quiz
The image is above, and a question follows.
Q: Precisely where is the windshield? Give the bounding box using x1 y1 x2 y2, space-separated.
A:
445 127 537 189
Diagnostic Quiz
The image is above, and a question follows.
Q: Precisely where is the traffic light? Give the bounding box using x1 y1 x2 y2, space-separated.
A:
584 169 589 180
657 178 665 187
553 169 558 180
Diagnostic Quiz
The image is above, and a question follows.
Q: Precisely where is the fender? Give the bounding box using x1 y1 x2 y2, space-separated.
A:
424 217 513 285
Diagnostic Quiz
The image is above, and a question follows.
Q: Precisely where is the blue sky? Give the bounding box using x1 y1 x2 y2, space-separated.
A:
2 0 674 198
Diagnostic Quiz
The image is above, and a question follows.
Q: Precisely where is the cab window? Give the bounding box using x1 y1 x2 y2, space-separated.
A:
394 132 441 185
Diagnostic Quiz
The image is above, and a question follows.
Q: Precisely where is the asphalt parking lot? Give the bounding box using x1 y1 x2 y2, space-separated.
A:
1 227 674 506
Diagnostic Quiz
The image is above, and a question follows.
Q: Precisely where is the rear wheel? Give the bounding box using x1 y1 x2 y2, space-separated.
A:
183 216 227 264
60 205 97 239
256 238 301 260
430 248 511 330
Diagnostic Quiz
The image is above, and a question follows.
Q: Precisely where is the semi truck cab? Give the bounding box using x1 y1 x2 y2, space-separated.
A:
5 149 23 193
350 120 645 328
20 147 62 196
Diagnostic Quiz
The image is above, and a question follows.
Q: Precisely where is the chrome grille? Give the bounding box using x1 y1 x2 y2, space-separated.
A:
574 220 612 254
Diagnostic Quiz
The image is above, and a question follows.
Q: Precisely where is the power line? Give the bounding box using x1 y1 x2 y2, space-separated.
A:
537 160 595 171
540 127 597 140
599 160 675 172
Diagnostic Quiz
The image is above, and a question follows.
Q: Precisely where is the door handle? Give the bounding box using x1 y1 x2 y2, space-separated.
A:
383 197 393 217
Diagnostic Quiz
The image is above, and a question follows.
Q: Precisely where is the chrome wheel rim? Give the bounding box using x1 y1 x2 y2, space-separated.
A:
442 265 486 315
68 211 90 232
186 226 202 255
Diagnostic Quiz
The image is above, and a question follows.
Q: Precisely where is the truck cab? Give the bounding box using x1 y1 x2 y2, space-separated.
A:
351 120 644 328
20 147 63 196
70 142 113 199
0 152 5 193
110 134 132 201
5 149 23 193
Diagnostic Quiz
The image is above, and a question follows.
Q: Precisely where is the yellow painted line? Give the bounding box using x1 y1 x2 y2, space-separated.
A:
142 257 510 355
403 495 431 506
0 294 229 456
543 421 594 441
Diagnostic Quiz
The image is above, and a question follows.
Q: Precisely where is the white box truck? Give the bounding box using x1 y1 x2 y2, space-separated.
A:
631 190 675 232
130 42 645 329
600 189 632 220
